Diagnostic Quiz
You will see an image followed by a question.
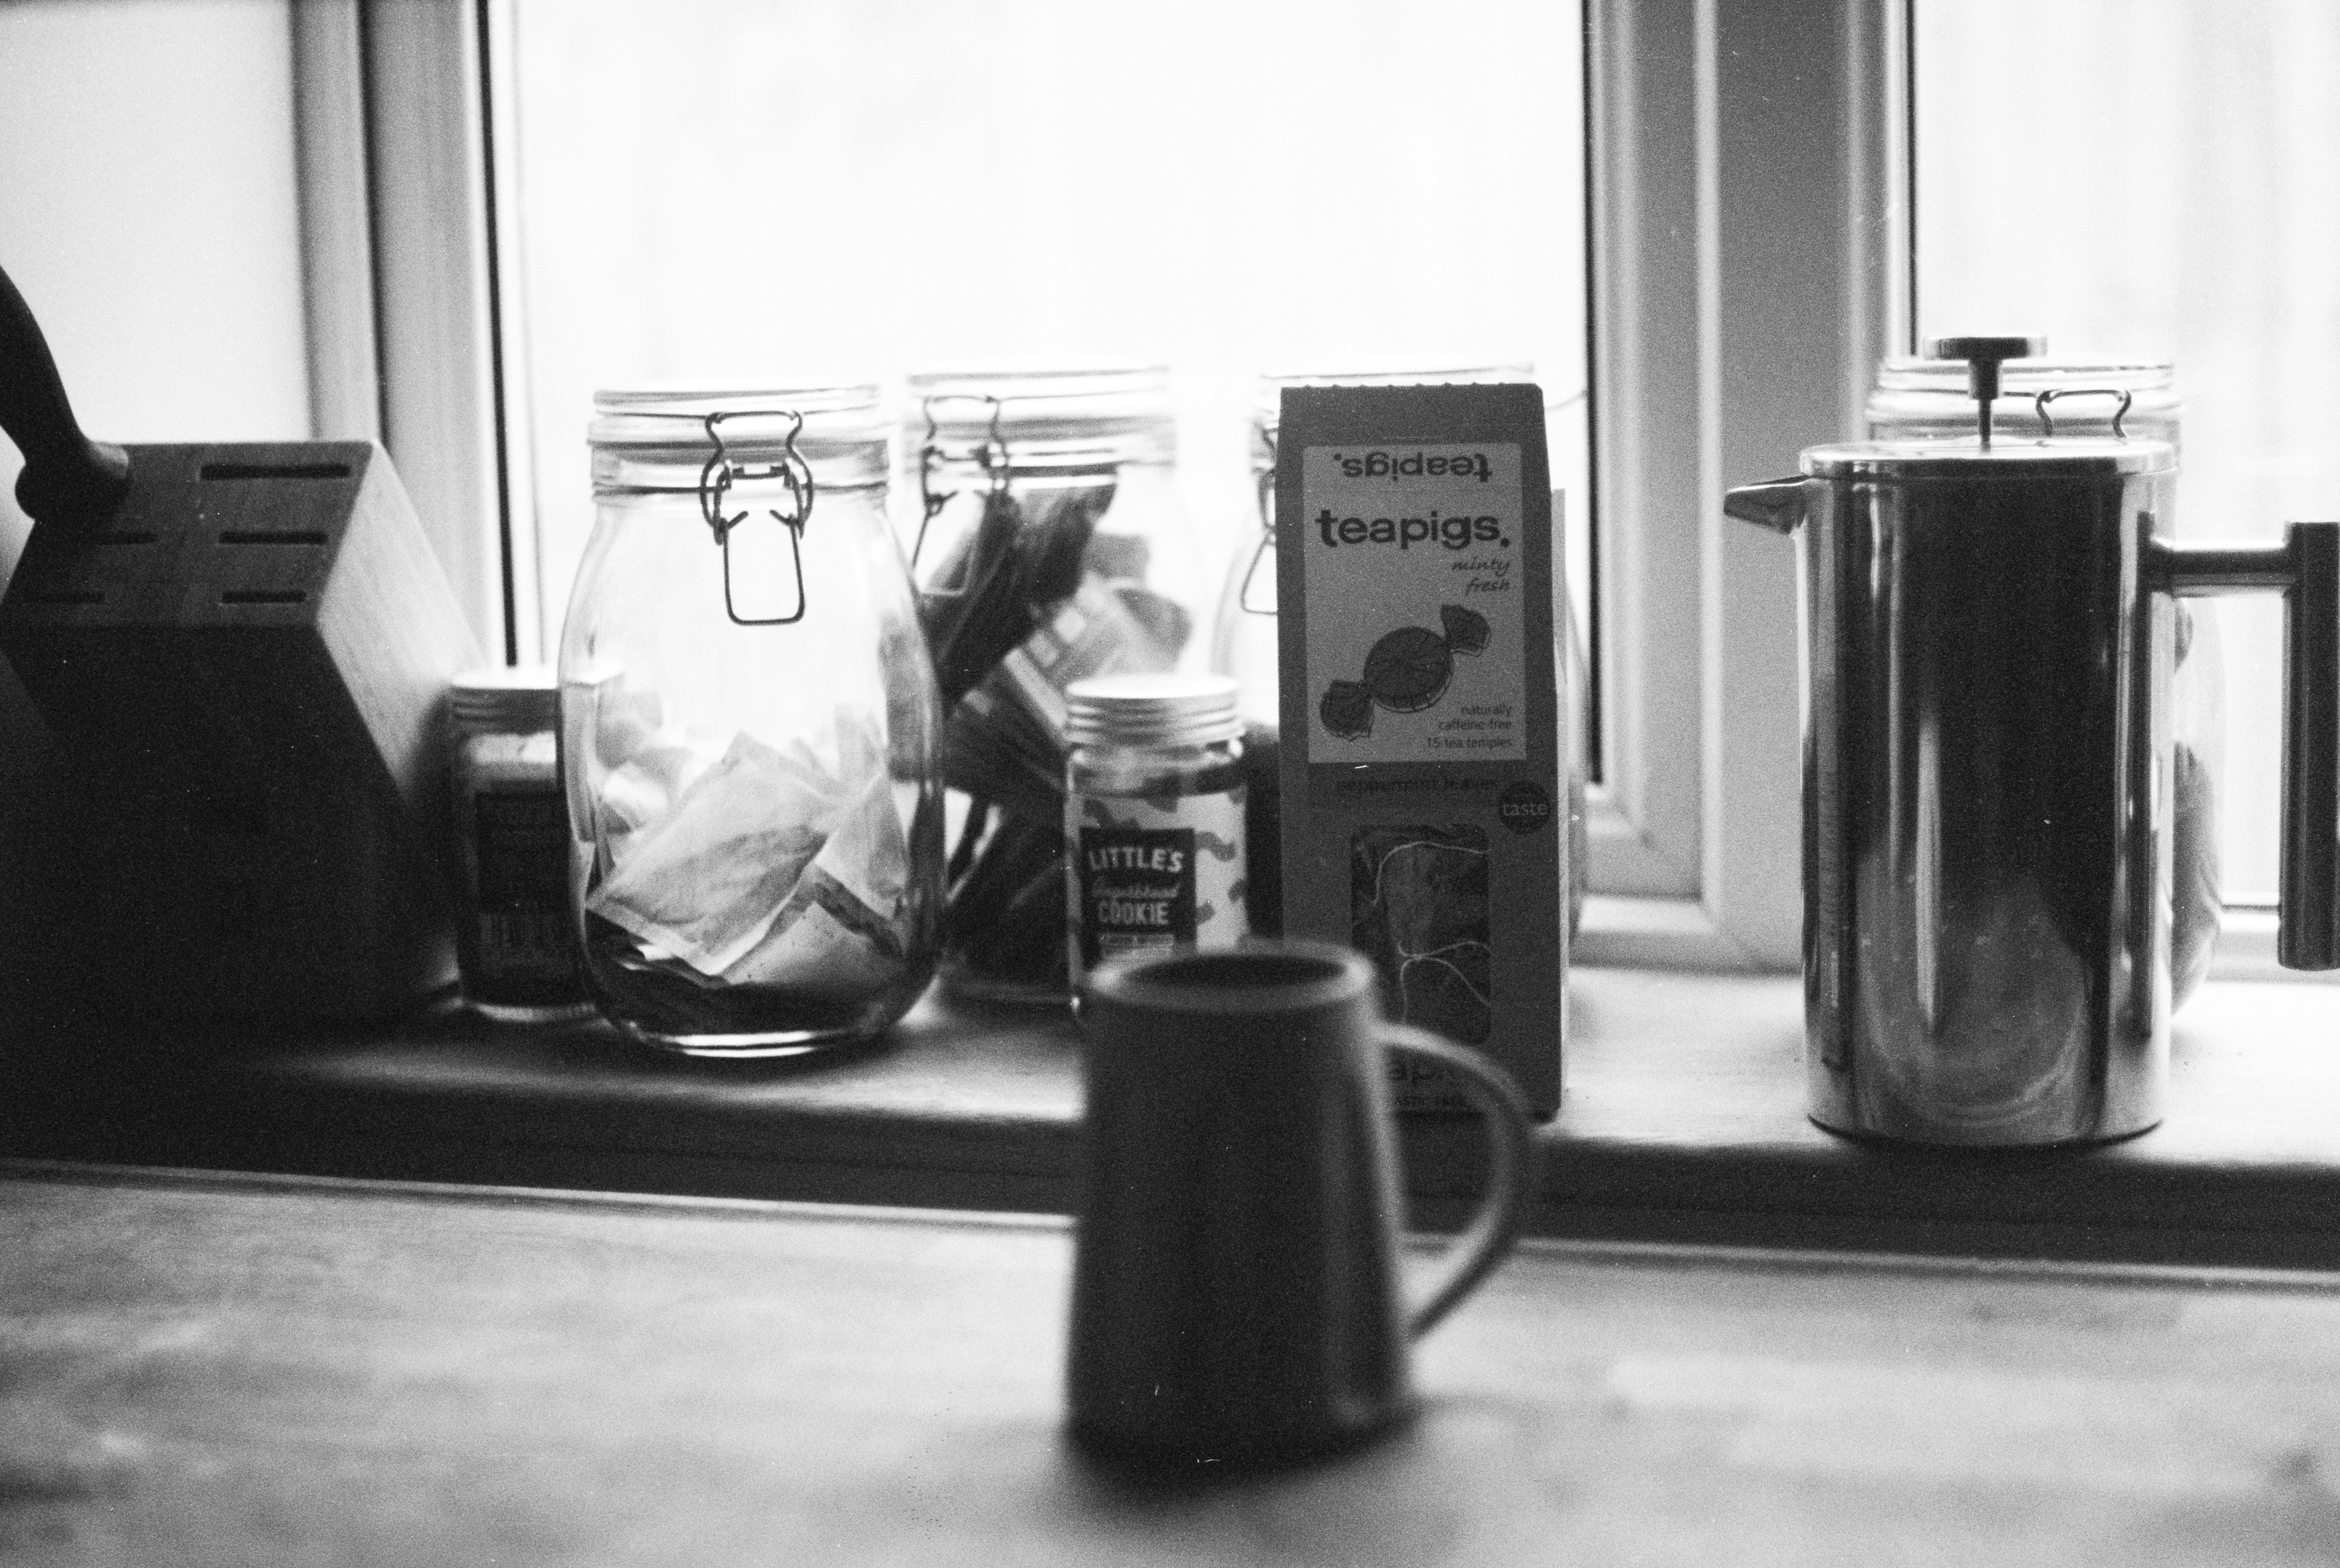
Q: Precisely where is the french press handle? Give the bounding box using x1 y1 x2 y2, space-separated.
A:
2152 523 2340 969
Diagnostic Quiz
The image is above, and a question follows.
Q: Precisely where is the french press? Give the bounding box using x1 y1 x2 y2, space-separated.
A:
1728 337 2339 1146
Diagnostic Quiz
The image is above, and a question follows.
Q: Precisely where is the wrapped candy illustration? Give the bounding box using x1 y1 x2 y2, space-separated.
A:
1321 603 1491 740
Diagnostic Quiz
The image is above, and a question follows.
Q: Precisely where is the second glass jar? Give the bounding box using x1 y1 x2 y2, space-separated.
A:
901 367 1209 1005
1866 352 2220 1007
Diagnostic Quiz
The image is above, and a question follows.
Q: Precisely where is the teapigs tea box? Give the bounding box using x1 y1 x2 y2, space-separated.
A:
1275 383 1566 1115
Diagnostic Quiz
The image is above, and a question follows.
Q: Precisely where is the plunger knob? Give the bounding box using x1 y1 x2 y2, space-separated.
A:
1923 335 2047 449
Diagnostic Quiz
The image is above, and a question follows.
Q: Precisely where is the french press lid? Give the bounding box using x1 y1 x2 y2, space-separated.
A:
1803 336 2175 480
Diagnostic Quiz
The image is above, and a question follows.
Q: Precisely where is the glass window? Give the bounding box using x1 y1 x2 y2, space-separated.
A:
1915 0 2340 905
503 0 1590 680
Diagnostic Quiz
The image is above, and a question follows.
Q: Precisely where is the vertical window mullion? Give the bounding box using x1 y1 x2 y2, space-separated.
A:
1580 0 1905 970
362 0 512 664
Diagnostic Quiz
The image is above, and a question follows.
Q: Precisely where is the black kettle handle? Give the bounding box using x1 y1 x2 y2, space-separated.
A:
2154 522 2340 969
0 260 130 530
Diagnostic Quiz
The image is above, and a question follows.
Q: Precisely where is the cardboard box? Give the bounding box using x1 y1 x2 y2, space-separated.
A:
1274 384 1567 1114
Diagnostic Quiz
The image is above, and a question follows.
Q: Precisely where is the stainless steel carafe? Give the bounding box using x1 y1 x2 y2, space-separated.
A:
1728 337 2340 1146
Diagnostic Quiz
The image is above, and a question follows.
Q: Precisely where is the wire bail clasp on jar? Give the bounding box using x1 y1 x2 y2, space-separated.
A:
698 408 813 626
1239 426 1278 616
2034 386 2134 441
912 393 1011 596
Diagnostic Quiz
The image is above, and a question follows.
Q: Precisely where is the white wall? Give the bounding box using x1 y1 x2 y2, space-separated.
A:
0 0 311 578
0 0 310 957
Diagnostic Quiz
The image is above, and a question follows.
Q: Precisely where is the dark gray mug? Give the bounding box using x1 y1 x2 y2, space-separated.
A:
1067 941 1533 1465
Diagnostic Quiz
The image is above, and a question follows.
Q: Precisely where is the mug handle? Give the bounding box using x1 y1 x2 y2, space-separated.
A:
1378 1023 1536 1337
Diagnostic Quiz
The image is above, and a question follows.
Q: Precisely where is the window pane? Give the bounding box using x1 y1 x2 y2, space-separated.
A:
1915 0 2340 904
507 0 1590 674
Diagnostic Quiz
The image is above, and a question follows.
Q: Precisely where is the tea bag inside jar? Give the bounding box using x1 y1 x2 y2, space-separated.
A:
723 827 906 993
718 722 916 990
585 698 919 988
568 669 729 872
586 730 842 975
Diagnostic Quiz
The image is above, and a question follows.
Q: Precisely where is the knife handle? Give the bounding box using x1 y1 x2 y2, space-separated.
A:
0 260 129 530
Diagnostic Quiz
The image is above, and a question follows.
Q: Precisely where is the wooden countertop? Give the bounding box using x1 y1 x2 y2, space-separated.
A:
9 1160 2340 1566
8 968 2340 1269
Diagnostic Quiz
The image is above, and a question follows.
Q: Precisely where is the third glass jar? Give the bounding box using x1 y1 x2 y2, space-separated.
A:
1866 352 2220 1005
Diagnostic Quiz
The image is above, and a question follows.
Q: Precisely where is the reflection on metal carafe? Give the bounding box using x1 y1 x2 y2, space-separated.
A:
1731 337 2340 1147
1799 450 2172 1143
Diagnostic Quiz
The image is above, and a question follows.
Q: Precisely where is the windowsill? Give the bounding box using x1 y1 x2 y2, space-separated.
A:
10 957 2340 1272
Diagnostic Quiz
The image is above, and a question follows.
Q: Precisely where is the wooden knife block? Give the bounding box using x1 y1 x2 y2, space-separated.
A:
0 441 483 1022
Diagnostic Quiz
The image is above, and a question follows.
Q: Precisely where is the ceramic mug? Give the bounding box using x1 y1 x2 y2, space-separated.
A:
1067 940 1533 1465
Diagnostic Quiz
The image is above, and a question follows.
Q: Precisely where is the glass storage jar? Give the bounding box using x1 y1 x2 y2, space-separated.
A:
1210 367 1589 938
1867 355 2180 450
1063 672 1249 989
901 367 1208 1005
562 386 945 1055
447 664 593 1023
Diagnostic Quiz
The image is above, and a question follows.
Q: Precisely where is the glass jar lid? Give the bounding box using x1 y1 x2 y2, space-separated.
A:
1066 672 1243 748
906 366 1172 469
1872 356 2174 395
449 664 559 733
1801 436 2176 480
1867 353 2181 446
590 383 887 492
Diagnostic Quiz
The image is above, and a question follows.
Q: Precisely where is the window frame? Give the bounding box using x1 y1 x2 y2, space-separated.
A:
296 0 534 665
336 0 1878 975
342 0 2323 986
1576 0 1907 971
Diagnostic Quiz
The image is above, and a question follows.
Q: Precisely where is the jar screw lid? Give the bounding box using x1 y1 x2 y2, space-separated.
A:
1066 673 1244 748
449 664 559 732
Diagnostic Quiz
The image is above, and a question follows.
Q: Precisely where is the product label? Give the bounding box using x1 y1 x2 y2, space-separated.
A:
1274 383 1565 1115
469 787 576 980
1067 788 1246 975
1300 442 1527 764
475 789 569 903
